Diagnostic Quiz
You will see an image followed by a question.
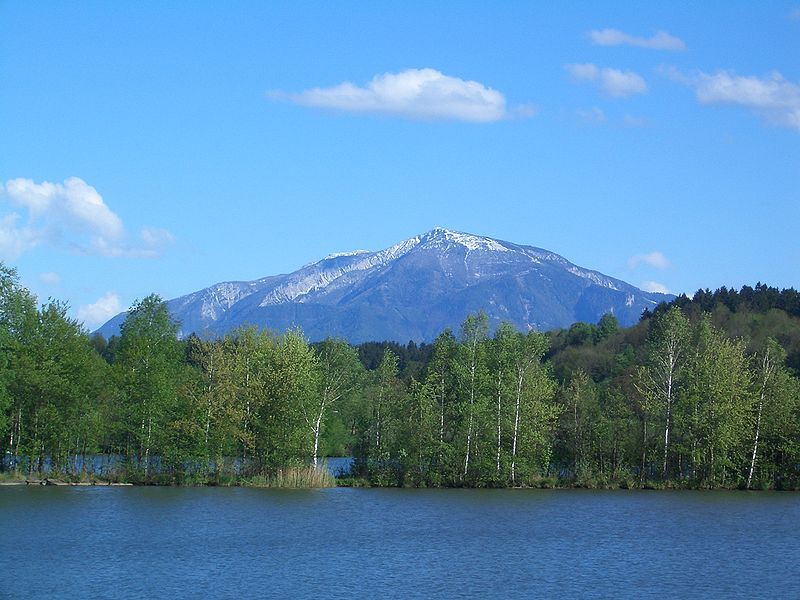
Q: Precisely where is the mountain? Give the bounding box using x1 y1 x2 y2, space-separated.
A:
97 228 673 343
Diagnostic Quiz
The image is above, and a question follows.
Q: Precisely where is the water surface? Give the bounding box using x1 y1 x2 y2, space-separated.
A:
1 487 796 598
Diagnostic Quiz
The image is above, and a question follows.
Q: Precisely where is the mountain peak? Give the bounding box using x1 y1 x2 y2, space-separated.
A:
97 229 672 343
418 227 510 253
323 249 370 260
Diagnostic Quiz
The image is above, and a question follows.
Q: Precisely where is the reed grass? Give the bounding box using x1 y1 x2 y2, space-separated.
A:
244 464 335 488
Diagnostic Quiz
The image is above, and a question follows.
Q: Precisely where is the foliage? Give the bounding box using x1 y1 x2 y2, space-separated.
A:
1 264 798 489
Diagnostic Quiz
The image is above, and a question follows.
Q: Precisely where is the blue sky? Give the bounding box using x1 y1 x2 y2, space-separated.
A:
1 1 799 329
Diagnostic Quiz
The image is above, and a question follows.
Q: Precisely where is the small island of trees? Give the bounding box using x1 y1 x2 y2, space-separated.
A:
2 262 799 489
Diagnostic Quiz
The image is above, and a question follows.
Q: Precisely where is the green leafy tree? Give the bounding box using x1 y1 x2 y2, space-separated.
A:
456 312 490 481
747 338 779 487
510 331 552 484
394 379 439 486
682 317 752 485
115 295 183 478
186 335 246 476
257 329 318 472
311 338 363 467
424 329 458 472
634 306 690 479
490 322 517 478
372 348 400 460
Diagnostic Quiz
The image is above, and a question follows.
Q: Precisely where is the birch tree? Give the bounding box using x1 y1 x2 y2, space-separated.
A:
513 345 558 483
115 295 182 478
510 330 550 484
457 312 489 481
425 329 457 468
746 338 792 488
259 329 317 471
0 263 37 470
310 338 362 468
634 307 689 479
683 317 751 485
372 349 399 459
490 323 516 478
187 335 244 475
230 326 265 461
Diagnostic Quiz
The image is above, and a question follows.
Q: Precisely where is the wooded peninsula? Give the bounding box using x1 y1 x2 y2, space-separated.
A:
2 262 799 490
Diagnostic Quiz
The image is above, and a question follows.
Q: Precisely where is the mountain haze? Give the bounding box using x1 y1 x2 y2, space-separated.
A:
97 228 672 343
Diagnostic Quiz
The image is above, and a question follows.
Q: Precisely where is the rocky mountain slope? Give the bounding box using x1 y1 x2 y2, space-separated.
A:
97 228 672 342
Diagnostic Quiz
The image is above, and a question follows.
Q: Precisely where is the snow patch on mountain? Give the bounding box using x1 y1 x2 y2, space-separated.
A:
420 227 511 253
258 236 424 307
324 250 370 260
189 282 258 321
567 266 619 290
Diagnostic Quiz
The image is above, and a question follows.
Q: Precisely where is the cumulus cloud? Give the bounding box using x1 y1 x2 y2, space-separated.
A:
667 68 800 130
39 271 61 286
641 281 672 294
589 28 685 51
628 251 671 270
267 68 534 122
0 213 39 260
566 63 647 97
76 292 122 330
0 177 175 260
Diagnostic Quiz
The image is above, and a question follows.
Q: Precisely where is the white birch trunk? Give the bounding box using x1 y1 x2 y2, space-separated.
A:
662 365 673 478
747 350 773 489
463 361 476 478
144 416 152 478
439 372 445 458
496 372 502 476
312 392 326 468
511 372 523 484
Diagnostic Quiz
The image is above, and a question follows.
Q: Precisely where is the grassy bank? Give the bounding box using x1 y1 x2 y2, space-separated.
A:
4 467 793 490
0 464 336 489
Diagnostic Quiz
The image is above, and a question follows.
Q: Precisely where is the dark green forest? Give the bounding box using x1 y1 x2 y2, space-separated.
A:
2 261 799 489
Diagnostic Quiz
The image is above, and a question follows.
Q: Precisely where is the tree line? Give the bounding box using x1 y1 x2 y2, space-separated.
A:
2 262 799 488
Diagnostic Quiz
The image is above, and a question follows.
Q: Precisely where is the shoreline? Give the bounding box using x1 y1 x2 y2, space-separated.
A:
0 476 793 491
0 478 133 486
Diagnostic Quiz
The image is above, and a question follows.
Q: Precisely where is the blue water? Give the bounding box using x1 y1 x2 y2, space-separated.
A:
1 487 797 598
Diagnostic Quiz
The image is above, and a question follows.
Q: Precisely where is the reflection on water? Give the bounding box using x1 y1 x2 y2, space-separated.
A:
0 487 797 598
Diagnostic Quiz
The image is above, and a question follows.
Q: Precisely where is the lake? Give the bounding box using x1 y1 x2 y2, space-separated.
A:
1 487 797 598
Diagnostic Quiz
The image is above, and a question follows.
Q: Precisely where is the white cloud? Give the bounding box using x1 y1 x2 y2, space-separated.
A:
76 292 122 330
667 68 800 130
589 28 685 51
268 68 533 122
0 177 175 260
0 213 39 260
141 227 175 248
628 251 671 270
566 63 647 97
622 114 650 127
39 271 61 286
641 281 672 294
575 107 607 124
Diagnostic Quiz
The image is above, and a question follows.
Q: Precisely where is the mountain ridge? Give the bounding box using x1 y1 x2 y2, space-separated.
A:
97 228 673 342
